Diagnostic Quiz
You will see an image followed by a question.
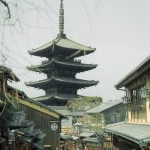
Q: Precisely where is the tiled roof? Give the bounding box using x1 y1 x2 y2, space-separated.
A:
60 133 79 141
105 122 150 144
22 98 66 118
48 106 85 117
26 77 99 87
29 37 95 54
115 55 150 89
9 110 46 149
32 94 79 102
80 132 95 137
27 59 97 72
82 137 99 143
7 86 66 119
60 133 73 140
49 106 71 116
56 38 95 51
86 100 123 114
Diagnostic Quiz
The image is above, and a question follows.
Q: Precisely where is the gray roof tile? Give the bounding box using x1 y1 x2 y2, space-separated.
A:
32 94 79 101
86 100 123 114
29 37 95 54
80 132 95 137
82 137 99 143
27 60 97 72
105 122 150 144
48 106 85 117
26 77 98 87
115 55 150 89
49 106 71 116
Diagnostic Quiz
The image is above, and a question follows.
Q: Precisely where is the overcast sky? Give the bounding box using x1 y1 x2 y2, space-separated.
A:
1 0 150 101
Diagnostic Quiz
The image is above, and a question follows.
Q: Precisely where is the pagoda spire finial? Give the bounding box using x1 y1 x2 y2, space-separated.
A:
59 0 64 37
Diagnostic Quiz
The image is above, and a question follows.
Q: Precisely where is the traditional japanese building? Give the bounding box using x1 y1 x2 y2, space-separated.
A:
0 65 46 150
0 64 65 150
103 55 150 150
86 99 126 125
26 0 99 106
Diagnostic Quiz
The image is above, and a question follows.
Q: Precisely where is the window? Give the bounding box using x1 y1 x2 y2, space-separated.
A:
131 85 146 102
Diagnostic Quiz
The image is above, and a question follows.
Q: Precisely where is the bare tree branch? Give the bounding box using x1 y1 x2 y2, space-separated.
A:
0 0 11 18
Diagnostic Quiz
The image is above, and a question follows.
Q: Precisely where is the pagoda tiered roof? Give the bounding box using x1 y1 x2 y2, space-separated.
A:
28 36 96 58
27 59 97 73
25 77 99 89
32 94 79 104
26 0 99 106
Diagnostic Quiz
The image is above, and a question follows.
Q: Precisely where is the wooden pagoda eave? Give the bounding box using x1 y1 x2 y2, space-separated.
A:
26 83 98 90
29 45 95 58
27 60 97 72
29 46 53 57
25 77 99 88
28 38 55 56
28 37 96 58
32 94 79 102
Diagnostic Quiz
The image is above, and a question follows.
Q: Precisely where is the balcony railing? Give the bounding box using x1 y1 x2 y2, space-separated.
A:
127 98 146 111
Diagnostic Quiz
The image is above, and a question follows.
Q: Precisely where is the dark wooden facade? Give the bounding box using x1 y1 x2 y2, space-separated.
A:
113 134 141 150
0 137 5 150
83 137 119 150
15 139 32 150
5 87 63 150
19 103 61 150
0 65 63 150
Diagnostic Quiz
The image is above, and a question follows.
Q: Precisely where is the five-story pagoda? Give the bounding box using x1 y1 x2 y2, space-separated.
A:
26 0 99 106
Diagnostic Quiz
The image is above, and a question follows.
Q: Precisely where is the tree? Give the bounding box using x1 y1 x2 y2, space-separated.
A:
0 0 59 69
77 113 105 132
67 96 102 110
67 96 104 132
